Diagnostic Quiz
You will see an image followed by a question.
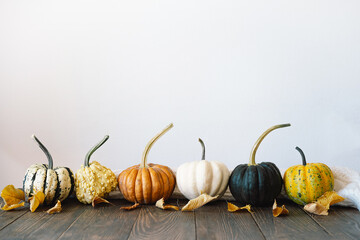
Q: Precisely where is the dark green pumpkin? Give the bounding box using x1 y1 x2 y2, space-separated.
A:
229 124 290 206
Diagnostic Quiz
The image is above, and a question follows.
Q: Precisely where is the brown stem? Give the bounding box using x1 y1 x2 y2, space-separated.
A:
249 123 291 165
140 123 173 168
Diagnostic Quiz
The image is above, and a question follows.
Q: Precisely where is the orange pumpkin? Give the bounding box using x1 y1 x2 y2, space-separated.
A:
118 123 176 204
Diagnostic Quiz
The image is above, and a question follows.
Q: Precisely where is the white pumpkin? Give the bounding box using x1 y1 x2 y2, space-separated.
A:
23 135 75 205
176 139 230 200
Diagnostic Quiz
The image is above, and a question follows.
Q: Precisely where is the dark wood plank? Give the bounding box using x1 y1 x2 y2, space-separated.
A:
196 200 265 240
0 197 87 240
305 206 360 240
128 199 195 240
0 198 28 231
58 199 140 240
250 199 331 240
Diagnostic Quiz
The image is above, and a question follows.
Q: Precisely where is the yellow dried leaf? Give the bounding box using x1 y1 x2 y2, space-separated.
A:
181 194 218 211
304 191 345 216
46 200 62 214
29 191 45 212
92 196 113 207
120 202 140 210
155 198 179 211
304 202 328 215
1 185 25 206
227 202 253 213
1 202 25 211
272 200 289 217
315 191 345 210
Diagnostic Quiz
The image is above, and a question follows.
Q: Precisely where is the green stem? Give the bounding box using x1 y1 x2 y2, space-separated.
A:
84 135 109 167
198 138 205 160
249 123 291 165
141 123 173 168
32 135 53 169
295 146 307 166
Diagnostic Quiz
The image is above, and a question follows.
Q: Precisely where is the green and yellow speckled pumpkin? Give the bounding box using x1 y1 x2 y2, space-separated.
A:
284 147 334 205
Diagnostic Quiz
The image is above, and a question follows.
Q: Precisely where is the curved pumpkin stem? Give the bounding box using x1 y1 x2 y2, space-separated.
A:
32 135 53 169
295 146 307 166
141 123 173 168
249 123 291 166
84 135 109 167
198 138 206 160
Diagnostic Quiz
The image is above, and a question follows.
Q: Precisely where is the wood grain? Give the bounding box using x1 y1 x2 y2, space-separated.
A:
0 197 86 240
1 197 360 239
128 199 195 240
58 199 139 240
196 200 265 240
0 198 28 231
305 206 360 240
250 199 331 240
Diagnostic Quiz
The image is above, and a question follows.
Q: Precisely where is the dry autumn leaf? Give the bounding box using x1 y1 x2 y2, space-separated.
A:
304 203 328 215
181 193 218 211
120 202 140 210
155 198 179 211
1 185 25 205
315 191 345 209
227 202 253 213
46 200 62 214
2 202 25 211
304 191 345 215
92 196 113 207
272 200 289 217
29 191 45 212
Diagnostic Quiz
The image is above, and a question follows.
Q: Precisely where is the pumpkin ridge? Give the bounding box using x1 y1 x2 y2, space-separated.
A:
51 172 61 205
153 166 170 199
154 168 165 201
148 168 160 203
119 171 129 200
156 165 175 195
135 169 143 204
314 164 330 197
256 164 266 204
29 169 39 197
141 168 151 204
303 165 312 204
261 163 282 200
209 161 221 196
65 167 75 197
127 168 139 203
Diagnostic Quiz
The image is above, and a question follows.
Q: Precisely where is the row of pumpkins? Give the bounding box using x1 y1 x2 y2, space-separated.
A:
23 123 334 207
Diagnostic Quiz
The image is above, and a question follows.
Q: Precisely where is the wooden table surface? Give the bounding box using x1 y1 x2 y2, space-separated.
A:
1 197 359 240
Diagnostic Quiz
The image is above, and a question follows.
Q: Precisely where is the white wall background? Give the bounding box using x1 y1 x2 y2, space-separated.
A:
1 0 360 190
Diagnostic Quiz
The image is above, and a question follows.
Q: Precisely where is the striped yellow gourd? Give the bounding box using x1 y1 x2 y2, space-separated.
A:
284 147 334 205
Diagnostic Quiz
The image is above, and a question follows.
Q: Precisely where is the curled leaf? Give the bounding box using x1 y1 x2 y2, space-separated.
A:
46 200 62 214
92 196 113 207
304 202 328 215
182 194 218 211
304 191 345 216
315 191 345 209
227 202 253 213
1 185 25 206
1 202 25 211
29 191 45 212
155 198 179 211
120 202 140 210
272 200 289 217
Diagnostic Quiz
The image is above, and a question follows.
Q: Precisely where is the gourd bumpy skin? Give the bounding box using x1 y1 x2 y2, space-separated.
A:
75 161 117 204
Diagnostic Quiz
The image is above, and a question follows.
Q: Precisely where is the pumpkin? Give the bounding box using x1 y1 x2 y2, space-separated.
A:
229 124 290 206
23 135 75 205
75 135 117 204
118 123 176 204
176 138 230 200
284 146 334 205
